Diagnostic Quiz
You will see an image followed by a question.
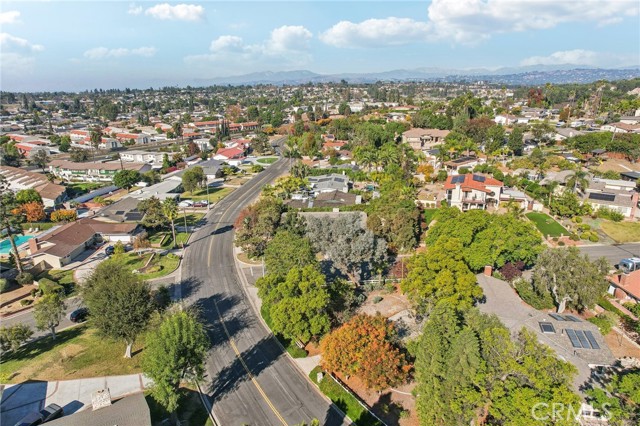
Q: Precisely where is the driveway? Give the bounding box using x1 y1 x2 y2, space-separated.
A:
62 245 111 283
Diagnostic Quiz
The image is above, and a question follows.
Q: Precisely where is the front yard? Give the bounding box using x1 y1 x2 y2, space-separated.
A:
116 252 180 280
147 213 204 249
525 212 568 237
0 325 144 383
600 221 640 243
180 187 233 203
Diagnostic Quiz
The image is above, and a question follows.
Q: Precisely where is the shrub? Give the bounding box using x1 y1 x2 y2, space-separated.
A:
20 299 32 306
251 164 265 173
372 296 383 304
587 312 617 335
589 234 599 242
499 262 525 282
579 224 591 231
51 209 77 222
0 278 11 293
572 216 583 224
596 206 624 222
37 278 63 294
16 272 34 285
514 278 555 310
558 241 566 246
569 233 580 241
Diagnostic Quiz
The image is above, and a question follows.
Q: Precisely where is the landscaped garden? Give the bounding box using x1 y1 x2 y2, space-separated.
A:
116 252 180 280
525 212 568 237
256 157 278 165
147 213 204 249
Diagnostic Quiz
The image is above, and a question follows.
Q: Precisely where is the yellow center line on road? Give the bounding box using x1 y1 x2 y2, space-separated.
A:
204 160 289 426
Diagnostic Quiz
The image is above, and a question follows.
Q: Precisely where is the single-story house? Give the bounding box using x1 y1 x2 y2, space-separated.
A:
0 166 67 207
583 188 637 219
308 174 351 194
29 218 139 269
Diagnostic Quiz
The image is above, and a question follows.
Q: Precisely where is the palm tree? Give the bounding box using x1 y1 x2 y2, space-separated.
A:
162 198 179 249
283 138 300 166
544 181 560 206
290 161 310 179
566 170 589 194
354 146 377 172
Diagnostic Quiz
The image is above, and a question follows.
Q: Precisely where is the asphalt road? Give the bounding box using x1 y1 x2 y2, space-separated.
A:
578 243 640 266
2 297 83 340
181 156 348 425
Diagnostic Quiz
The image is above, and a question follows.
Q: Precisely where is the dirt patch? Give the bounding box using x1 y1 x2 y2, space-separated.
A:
605 329 640 359
236 251 261 265
0 284 37 316
358 289 411 318
594 158 640 174
305 341 322 357
337 372 419 426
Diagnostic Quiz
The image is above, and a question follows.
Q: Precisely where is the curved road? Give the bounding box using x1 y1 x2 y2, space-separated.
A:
180 157 347 425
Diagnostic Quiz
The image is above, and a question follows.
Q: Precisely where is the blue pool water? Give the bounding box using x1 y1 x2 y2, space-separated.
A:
0 235 34 254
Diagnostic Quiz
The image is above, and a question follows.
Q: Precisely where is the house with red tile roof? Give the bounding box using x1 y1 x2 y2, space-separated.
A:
213 146 245 161
608 269 640 303
444 173 504 211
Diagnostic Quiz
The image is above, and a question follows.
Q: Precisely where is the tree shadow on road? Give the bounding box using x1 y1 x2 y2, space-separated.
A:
168 276 203 300
192 292 255 351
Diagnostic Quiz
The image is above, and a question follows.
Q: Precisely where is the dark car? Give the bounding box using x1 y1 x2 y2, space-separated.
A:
14 411 43 426
69 308 89 323
105 245 115 255
192 201 209 208
40 404 63 422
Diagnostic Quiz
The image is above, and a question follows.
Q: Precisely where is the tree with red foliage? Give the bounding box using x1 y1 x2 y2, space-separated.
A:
320 314 410 390
22 202 45 223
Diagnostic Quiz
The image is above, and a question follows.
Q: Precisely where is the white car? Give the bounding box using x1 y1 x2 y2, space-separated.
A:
178 200 194 208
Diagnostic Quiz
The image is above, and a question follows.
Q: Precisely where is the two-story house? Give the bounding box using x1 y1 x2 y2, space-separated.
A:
444 173 504 211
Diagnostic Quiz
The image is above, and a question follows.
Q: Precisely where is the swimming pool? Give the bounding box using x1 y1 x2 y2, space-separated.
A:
0 235 34 255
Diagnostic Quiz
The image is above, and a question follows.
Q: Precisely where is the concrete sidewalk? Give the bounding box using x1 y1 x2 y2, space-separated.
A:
0 374 151 426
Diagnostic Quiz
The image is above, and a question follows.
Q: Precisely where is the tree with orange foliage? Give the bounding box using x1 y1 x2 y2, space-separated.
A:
22 202 45 223
50 209 77 223
320 314 410 390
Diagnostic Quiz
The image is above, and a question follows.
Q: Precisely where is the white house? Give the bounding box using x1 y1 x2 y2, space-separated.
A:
444 173 504 211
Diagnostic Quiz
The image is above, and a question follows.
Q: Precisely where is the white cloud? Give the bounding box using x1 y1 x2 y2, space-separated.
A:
320 17 431 48
520 49 638 67
321 0 639 48
193 25 313 65
127 3 143 16
83 46 157 59
0 10 20 24
427 0 639 43
0 33 44 52
0 52 36 76
210 35 244 52
144 3 205 21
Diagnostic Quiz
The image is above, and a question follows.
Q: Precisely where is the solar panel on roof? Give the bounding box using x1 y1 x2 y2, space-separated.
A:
451 175 465 184
539 322 555 333
584 331 600 350
115 210 125 215
588 192 616 202
566 329 582 348
472 175 486 182
549 313 566 321
576 330 590 348
565 315 581 322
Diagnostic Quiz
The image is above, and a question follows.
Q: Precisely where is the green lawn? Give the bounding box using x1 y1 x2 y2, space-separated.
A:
424 209 438 225
65 182 105 198
309 366 382 426
115 253 180 280
21 222 56 231
525 212 568 237
147 213 203 248
260 305 307 358
36 269 76 296
0 325 144 383
256 157 278 164
180 187 233 203
600 221 640 243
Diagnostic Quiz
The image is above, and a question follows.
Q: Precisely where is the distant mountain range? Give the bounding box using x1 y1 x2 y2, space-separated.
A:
193 65 640 86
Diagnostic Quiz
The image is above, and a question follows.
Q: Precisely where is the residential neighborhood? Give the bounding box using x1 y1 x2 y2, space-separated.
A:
1 2 640 425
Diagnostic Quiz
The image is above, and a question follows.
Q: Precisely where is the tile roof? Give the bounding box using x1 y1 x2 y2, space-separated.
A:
444 173 503 193
609 270 640 300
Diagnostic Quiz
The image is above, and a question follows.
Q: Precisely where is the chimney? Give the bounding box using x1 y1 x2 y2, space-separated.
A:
484 265 493 277
29 237 39 254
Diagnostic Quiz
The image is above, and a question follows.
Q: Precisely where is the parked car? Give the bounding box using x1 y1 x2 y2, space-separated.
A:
40 404 63 422
178 200 194 208
105 245 115 255
193 201 209 208
69 308 89 323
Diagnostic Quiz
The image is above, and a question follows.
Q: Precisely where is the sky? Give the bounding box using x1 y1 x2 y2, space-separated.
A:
1 0 639 92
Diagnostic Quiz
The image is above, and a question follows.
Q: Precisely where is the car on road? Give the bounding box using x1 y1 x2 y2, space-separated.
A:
69 308 89 323
105 245 115 255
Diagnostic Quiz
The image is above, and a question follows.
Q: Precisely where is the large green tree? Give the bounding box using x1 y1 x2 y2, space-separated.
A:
142 308 209 413
113 169 141 192
138 196 167 229
34 293 66 340
402 236 482 313
83 259 155 357
264 230 317 278
234 196 284 258
15 188 42 204
257 265 331 343
181 166 205 193
531 247 609 313
0 324 33 352
162 198 179 248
